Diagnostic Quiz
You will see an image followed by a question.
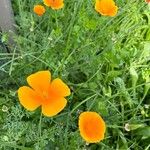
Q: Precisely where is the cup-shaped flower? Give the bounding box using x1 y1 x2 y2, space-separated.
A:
43 0 64 10
33 5 46 16
95 0 118 17
79 112 106 143
18 71 70 117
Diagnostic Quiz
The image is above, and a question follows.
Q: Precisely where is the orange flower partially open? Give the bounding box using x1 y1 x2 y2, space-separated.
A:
33 5 46 16
18 71 70 117
43 0 64 10
95 0 118 17
79 112 106 143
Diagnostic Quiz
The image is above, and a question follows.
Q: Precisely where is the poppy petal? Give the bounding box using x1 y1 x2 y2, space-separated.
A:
27 71 51 93
79 112 106 143
42 97 67 117
49 78 70 97
50 0 64 10
43 0 64 9
43 0 51 6
33 5 46 16
107 6 118 17
95 0 118 17
18 86 41 111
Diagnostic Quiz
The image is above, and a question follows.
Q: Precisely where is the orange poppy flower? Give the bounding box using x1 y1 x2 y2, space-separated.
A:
43 0 64 10
79 112 106 143
18 71 70 117
33 5 46 16
95 0 118 17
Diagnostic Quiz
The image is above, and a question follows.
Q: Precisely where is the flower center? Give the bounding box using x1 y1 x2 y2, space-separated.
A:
42 91 49 99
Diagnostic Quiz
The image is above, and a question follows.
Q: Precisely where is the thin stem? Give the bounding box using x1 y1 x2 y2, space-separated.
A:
55 11 58 28
70 94 97 115
38 112 42 148
64 113 70 148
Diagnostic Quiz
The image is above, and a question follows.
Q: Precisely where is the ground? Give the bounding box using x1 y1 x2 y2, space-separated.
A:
0 0 150 150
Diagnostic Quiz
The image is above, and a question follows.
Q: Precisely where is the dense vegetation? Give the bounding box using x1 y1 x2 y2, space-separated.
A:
0 0 150 149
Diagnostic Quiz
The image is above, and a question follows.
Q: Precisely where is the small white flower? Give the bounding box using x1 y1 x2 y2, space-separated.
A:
125 123 130 132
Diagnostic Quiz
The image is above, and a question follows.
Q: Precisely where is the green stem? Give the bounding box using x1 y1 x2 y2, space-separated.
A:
55 11 58 28
38 112 42 148
70 94 97 115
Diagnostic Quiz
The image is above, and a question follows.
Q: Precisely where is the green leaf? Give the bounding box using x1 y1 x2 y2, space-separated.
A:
129 67 138 87
136 127 150 138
